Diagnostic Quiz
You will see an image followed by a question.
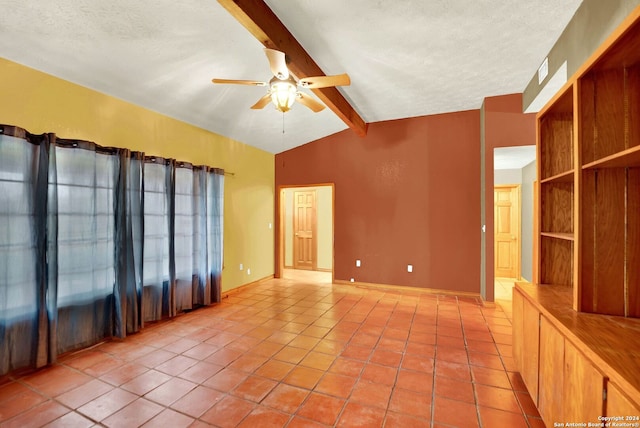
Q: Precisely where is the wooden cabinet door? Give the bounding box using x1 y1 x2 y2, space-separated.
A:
513 288 541 403
512 289 524 370
539 315 565 426
563 340 606 421
607 382 640 418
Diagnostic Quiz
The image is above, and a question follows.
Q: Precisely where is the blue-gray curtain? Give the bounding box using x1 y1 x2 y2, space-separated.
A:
0 124 224 376
0 127 54 373
175 163 195 312
49 139 120 354
113 151 144 337
141 157 175 322
207 169 224 304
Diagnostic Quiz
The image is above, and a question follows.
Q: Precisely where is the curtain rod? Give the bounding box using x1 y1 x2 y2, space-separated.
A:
225 172 235 177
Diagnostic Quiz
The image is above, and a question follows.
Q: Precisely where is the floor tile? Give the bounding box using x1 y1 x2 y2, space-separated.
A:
232 375 277 402
475 383 521 413
178 360 224 384
384 411 430 428
141 408 195 428
289 335 322 350
100 362 149 386
24 365 92 397
273 346 309 364
349 380 392 409
478 405 529 428
388 388 431 419
77 388 138 421
155 355 199 376
0 385 48 422
401 354 435 373
1 400 69 428
299 351 336 371
435 346 469 365
314 372 356 398
228 353 269 373
396 369 434 395
120 369 172 395
468 350 505 370
340 343 373 361
283 366 324 389
200 393 256 427
43 411 95 428
203 367 248 392
434 375 474 403
102 397 163 427
433 395 480 427
312 339 344 356
262 383 310 413
336 402 385 428
251 340 285 357
328 357 364 377
471 365 512 389
296 392 345 426
236 406 290 428
144 377 197 406
170 385 224 417
135 348 177 368
56 378 114 409
182 343 220 360
205 347 244 366
370 349 402 367
254 359 295 381
287 416 331 428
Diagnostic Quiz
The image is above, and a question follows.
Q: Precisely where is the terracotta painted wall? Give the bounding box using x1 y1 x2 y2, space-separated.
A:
483 94 537 301
276 110 481 293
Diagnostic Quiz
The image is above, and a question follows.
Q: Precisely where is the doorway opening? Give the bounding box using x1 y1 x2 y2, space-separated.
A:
278 184 334 282
493 146 536 305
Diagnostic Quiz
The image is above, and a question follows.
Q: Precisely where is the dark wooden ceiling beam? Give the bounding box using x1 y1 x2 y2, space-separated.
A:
217 0 368 137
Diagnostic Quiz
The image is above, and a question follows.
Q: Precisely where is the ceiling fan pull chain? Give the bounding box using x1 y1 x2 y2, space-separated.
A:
281 112 286 167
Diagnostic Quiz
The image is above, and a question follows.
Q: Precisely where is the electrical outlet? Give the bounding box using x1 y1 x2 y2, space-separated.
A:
247 268 251 275
239 263 243 271
407 264 413 273
356 259 361 267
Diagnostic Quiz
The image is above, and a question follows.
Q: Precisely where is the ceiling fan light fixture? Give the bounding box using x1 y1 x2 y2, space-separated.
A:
270 79 297 113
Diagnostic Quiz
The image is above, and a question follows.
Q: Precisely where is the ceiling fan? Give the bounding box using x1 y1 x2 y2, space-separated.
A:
212 48 350 113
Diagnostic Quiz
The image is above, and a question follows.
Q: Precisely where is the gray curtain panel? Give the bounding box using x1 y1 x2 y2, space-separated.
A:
0 124 224 376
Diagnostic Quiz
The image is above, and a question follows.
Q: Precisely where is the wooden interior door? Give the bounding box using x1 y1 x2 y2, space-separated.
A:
494 185 521 279
293 190 316 270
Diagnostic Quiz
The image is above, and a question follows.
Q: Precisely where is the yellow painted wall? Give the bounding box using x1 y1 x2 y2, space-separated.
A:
0 57 274 291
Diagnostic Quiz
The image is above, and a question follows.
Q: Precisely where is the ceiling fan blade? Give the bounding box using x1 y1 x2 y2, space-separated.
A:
299 73 351 89
264 48 289 80
250 94 272 110
296 93 325 112
212 78 267 86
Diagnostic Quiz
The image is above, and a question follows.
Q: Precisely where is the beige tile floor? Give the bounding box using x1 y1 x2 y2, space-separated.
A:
0 270 542 427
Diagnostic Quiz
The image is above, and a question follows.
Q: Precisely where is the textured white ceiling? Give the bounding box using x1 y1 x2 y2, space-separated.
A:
494 146 536 170
0 0 582 153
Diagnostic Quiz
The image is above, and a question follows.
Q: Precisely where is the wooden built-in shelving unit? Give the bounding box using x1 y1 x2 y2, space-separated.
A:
515 5 640 425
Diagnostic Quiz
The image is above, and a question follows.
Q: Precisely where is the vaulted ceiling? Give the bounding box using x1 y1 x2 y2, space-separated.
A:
0 0 583 153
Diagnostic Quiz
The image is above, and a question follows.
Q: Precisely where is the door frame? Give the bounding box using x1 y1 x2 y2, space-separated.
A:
493 184 522 280
276 183 335 281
